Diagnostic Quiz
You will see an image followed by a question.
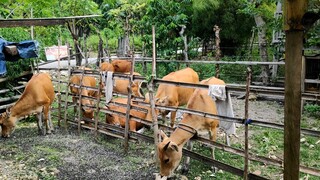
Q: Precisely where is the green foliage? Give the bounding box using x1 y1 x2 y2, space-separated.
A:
304 104 320 118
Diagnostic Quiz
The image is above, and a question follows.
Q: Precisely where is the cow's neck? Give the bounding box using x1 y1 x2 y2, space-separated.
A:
10 94 39 119
169 129 194 147
169 115 200 147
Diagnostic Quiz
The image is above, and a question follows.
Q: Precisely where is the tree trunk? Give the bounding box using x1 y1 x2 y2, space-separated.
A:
254 15 270 85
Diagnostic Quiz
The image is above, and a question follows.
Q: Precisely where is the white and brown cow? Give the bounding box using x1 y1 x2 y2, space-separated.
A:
157 77 225 178
0 73 55 137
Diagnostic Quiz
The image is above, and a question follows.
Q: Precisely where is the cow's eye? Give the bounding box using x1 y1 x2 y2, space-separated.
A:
164 159 169 164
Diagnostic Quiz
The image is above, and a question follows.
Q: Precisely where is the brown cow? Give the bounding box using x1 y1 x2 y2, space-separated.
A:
100 63 144 97
0 73 55 137
70 67 98 120
100 62 115 72
113 72 144 97
111 59 132 73
153 67 199 127
105 97 150 132
157 77 225 177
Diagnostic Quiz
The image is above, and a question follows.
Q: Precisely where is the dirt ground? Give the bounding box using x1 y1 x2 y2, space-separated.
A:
0 96 313 180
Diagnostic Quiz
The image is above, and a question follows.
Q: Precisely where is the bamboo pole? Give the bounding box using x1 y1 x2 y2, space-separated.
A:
94 71 102 138
77 69 85 134
214 25 221 78
149 25 159 164
124 52 135 153
63 43 71 131
243 67 252 180
57 39 62 127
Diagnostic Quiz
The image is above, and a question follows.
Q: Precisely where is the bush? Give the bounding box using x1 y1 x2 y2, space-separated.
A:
304 103 320 118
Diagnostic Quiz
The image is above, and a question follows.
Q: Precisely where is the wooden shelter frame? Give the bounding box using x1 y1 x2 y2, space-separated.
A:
1 5 320 179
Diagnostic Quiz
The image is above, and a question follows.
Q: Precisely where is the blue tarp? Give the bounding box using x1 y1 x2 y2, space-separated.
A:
0 38 39 77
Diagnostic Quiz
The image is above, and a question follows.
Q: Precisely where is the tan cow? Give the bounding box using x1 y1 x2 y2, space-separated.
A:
100 63 144 97
0 73 55 137
105 97 150 131
100 62 115 72
153 67 199 127
70 67 98 120
111 59 132 73
157 77 225 177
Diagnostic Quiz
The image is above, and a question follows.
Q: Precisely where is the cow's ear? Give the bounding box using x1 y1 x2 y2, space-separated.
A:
170 143 179 152
159 130 168 140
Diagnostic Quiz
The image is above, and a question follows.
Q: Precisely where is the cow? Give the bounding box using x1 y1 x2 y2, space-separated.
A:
100 62 144 98
0 73 55 137
105 97 150 132
69 67 99 121
113 72 144 97
100 62 115 72
157 77 225 178
111 59 132 73
153 67 199 127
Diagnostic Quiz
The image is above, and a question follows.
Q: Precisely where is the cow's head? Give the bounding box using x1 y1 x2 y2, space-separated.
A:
132 82 144 97
0 109 16 138
157 130 181 177
156 96 170 117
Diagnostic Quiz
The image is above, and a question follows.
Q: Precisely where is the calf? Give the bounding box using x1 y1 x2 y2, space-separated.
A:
154 67 199 127
105 98 150 132
70 68 98 120
0 73 55 137
157 77 225 177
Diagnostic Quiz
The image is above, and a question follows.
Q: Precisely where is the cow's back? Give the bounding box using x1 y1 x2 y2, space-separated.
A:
158 67 199 105
111 59 132 73
23 73 55 104
100 62 115 72
187 77 225 115
105 98 147 131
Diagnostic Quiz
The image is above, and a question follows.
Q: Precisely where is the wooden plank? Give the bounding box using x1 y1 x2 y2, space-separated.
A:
0 15 101 28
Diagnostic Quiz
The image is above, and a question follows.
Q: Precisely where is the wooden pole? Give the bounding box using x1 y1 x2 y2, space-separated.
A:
124 52 135 153
214 25 221 78
150 25 159 164
63 43 71 131
243 67 252 180
77 69 85 134
283 1 308 179
57 38 62 127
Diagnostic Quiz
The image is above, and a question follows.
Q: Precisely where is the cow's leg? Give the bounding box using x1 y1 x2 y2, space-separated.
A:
209 124 218 172
72 96 77 115
43 104 53 134
169 111 177 128
36 112 46 136
161 113 166 124
181 140 193 174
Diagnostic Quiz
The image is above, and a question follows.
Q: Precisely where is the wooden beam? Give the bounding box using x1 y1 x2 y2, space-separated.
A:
284 1 308 180
0 15 101 28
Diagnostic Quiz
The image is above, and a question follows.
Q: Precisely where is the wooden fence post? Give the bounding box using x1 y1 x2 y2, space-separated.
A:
214 25 221 78
243 66 252 180
149 25 159 164
283 1 308 179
